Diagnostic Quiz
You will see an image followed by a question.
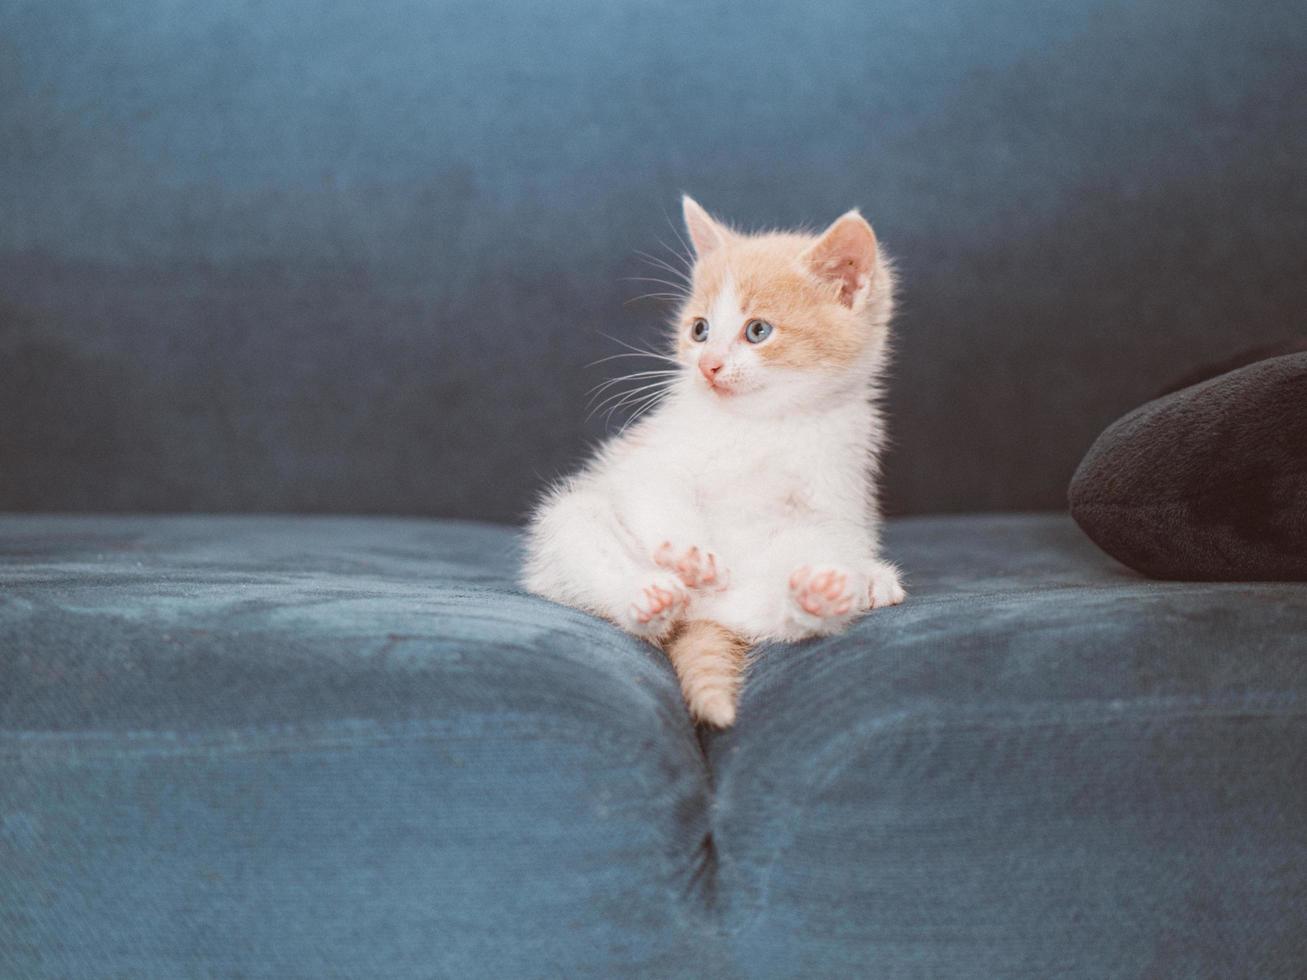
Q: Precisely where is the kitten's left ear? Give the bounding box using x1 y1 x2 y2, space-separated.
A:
801 210 879 310
682 195 733 257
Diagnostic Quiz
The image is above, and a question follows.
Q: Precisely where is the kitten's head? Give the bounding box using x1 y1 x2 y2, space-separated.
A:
672 196 894 414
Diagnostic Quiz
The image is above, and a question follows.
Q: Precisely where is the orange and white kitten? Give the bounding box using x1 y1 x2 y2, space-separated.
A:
523 197 904 727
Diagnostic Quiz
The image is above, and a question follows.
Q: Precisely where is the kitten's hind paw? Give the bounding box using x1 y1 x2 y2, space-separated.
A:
623 572 690 638
867 560 906 609
654 541 728 591
788 564 859 635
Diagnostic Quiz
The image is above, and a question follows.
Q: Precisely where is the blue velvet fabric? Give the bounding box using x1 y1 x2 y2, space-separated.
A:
0 516 719 978
709 516 1307 977
4 514 1305 977
3 0 1306 520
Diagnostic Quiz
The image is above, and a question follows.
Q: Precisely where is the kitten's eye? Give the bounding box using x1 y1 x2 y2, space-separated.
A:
744 319 774 344
691 318 709 342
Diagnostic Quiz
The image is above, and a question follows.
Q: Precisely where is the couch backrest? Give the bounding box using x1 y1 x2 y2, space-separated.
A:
2 0 1304 520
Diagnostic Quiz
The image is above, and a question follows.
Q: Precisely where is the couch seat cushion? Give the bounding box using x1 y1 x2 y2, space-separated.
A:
5 513 1305 979
0 515 719 979
708 514 1307 978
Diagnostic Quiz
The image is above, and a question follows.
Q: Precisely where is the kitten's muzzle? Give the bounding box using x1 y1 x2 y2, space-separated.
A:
699 353 725 384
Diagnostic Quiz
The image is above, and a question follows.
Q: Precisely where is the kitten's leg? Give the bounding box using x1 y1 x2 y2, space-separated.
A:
609 483 725 593
654 541 729 591
865 557 906 609
708 524 901 641
691 526 856 641
627 576 691 636
785 555 905 636
523 487 688 638
784 555 904 637
786 563 864 637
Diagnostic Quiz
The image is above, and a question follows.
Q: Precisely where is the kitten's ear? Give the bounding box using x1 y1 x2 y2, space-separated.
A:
682 195 732 257
801 210 879 310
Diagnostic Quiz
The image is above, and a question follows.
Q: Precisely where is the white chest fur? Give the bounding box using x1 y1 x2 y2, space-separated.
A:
598 390 882 564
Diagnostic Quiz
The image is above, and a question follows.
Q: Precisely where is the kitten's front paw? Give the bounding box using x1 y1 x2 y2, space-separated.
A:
654 541 728 591
624 573 690 638
867 560 906 609
788 564 860 634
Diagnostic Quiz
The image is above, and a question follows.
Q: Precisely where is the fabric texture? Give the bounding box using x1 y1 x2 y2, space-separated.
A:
1070 352 1307 580
4 513 1306 978
708 515 1307 978
0 516 719 979
3 0 1307 521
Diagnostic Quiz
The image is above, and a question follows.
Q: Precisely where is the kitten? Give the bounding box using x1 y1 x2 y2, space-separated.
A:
522 197 904 727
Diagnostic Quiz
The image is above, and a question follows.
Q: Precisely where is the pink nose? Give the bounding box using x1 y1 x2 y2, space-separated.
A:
699 353 724 382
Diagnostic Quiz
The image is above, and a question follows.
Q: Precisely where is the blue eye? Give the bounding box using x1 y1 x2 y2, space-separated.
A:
744 319 774 344
691 318 709 342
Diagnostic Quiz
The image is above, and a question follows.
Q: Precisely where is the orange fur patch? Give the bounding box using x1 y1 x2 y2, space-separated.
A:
662 619 749 727
677 233 873 369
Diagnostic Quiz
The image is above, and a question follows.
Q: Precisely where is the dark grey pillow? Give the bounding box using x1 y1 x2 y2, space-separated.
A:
1069 351 1307 580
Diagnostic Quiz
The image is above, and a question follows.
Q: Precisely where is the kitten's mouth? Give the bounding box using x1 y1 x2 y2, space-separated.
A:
705 379 736 396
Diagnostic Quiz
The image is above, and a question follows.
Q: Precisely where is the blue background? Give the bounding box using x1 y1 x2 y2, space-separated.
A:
2 0 1304 519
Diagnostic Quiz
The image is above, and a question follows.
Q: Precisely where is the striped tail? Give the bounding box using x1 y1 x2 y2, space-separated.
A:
662 620 750 728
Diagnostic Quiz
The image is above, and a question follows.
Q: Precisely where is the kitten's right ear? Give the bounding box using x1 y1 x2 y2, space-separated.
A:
801 210 879 310
682 195 732 257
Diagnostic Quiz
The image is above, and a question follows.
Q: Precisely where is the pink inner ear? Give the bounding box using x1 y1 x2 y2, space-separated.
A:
682 196 729 257
806 216 877 306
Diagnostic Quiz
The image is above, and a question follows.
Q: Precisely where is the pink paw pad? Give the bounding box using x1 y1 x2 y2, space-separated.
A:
789 565 855 619
654 542 726 591
628 576 689 630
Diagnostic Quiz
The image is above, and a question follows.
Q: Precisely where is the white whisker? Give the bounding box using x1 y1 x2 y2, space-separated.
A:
593 333 680 365
588 379 672 420
659 215 696 271
586 380 677 411
586 369 680 398
586 351 680 370
620 276 687 292
589 379 670 416
623 292 684 306
617 389 669 434
633 249 691 284
601 386 663 418
606 390 667 429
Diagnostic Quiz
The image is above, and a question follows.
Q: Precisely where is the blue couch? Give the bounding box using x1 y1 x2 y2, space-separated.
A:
4 515 1305 977
3 1 1306 977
